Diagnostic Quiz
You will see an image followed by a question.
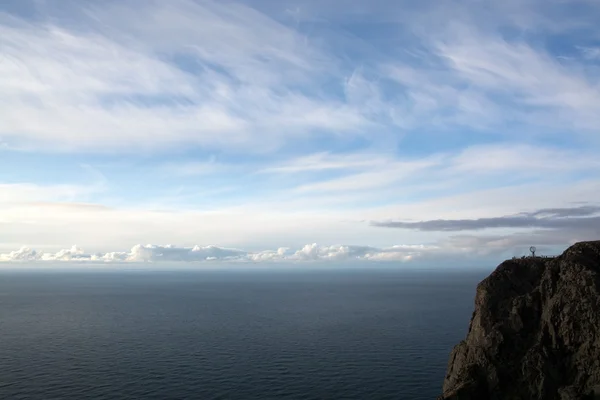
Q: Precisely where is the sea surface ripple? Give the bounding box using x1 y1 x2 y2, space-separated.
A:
0 268 486 400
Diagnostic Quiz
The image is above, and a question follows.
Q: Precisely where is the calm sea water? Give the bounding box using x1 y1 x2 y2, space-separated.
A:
0 267 488 400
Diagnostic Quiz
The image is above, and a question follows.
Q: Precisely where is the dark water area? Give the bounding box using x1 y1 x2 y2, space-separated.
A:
0 267 490 399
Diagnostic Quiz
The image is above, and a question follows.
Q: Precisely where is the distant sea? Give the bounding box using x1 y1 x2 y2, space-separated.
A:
0 266 490 400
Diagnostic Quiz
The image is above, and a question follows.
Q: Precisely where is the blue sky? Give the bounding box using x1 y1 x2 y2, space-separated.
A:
1 0 599 263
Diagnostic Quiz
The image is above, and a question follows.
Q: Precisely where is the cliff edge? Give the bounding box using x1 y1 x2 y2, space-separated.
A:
438 240 600 400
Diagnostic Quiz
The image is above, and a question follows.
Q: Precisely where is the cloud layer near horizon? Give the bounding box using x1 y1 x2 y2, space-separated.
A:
0 243 431 263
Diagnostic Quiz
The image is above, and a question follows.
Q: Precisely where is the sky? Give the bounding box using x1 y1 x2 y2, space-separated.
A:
1 0 599 264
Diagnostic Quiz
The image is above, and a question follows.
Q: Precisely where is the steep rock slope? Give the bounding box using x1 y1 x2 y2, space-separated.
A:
439 241 600 400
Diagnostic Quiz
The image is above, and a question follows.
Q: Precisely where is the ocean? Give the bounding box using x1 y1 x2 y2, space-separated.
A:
0 266 489 400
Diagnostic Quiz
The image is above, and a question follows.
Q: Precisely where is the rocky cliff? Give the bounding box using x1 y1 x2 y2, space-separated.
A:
438 240 600 400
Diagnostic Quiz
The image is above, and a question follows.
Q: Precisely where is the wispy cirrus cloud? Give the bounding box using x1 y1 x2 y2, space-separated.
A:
2 0 600 153
0 0 373 152
277 143 600 197
435 31 600 133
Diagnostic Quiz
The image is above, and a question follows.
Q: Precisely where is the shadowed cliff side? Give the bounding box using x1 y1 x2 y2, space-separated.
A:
438 240 600 400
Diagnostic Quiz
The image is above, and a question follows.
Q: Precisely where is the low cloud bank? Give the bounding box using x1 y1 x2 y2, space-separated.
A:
371 205 600 232
0 243 432 263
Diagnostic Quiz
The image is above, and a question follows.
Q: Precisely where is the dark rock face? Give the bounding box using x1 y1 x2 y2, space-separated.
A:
438 241 600 400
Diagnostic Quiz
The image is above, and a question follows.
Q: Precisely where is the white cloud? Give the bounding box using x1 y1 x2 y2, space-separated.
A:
0 0 374 152
289 243 432 262
274 143 599 197
98 244 248 262
0 245 88 261
2 0 598 153
246 247 291 262
435 29 600 133
380 36 600 136
0 247 38 261
0 243 431 263
42 245 87 261
4 236 580 264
